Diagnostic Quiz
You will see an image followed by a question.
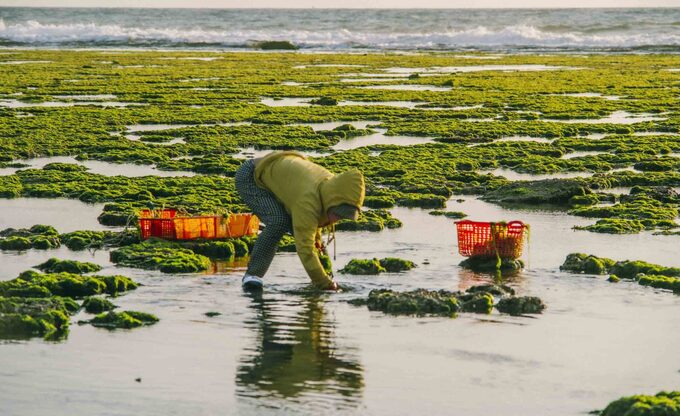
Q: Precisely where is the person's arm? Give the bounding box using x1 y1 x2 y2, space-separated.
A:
292 210 333 289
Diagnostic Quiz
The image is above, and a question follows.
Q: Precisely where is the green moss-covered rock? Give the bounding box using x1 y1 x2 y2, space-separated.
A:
610 260 680 280
496 296 546 315
82 296 116 314
310 96 338 106
378 257 417 273
339 258 386 275
89 310 159 329
560 253 615 275
0 236 32 251
365 289 460 316
466 283 515 296
600 391 680 416
483 179 590 204
460 257 524 272
0 270 138 298
184 240 235 258
458 292 494 314
35 258 102 274
575 219 646 234
335 209 402 232
607 274 620 283
253 40 298 50
636 274 680 294
0 297 74 340
428 210 467 219
110 239 212 273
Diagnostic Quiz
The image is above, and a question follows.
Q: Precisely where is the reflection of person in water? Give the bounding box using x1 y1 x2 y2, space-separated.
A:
236 293 364 407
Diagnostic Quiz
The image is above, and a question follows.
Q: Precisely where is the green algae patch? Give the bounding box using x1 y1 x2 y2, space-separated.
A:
356 285 544 317
310 96 338 106
458 292 494 314
36 258 102 274
335 209 402 232
339 257 416 274
460 257 524 272
574 219 646 234
600 391 680 416
88 310 158 329
0 236 32 251
60 229 140 251
0 224 60 250
253 40 298 50
0 297 73 340
379 257 417 273
637 274 680 294
82 296 116 314
110 239 212 273
0 270 138 298
496 296 545 316
182 237 252 259
428 210 467 219
339 259 386 275
561 253 680 295
570 194 678 233
365 289 460 316
482 179 590 205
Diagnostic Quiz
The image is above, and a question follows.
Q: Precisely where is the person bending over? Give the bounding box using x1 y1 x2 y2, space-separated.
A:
235 151 365 291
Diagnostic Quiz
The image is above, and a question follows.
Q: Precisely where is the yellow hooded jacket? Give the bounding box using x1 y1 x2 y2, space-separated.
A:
254 151 365 288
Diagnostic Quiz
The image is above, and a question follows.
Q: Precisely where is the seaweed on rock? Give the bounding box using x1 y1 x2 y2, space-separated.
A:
35 258 102 274
110 239 212 273
339 257 416 274
0 270 138 298
0 296 75 340
88 310 159 329
496 296 545 316
599 391 680 416
82 296 116 314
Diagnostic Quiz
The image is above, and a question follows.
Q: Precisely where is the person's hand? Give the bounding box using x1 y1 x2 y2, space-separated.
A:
324 281 339 291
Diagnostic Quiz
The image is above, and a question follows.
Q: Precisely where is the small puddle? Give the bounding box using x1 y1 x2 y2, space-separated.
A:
233 147 330 159
543 111 666 124
340 78 408 83
551 93 621 100
0 198 113 232
331 129 434 151
294 64 366 69
482 168 594 181
632 131 680 137
493 136 555 144
294 121 377 131
0 60 52 65
0 156 195 177
359 85 453 92
0 99 145 108
560 151 609 159
383 65 582 74
52 94 118 100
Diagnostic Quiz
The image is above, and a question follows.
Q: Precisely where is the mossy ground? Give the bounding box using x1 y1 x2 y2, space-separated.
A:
352 284 544 317
0 51 677 235
599 391 680 416
561 253 680 295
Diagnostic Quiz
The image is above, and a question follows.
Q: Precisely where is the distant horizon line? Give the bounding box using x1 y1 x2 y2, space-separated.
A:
0 5 678 9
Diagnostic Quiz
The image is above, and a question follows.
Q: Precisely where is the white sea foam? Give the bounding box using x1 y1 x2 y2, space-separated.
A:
0 19 678 50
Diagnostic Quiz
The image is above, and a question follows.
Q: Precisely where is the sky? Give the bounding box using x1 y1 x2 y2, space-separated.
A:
1 0 678 7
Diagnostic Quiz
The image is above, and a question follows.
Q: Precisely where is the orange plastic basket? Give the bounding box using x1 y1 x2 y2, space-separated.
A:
455 220 527 260
139 209 259 241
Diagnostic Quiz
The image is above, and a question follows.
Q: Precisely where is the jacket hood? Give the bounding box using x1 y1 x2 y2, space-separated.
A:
319 169 365 213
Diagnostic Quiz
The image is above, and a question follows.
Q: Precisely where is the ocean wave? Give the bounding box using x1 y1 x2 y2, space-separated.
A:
0 19 678 50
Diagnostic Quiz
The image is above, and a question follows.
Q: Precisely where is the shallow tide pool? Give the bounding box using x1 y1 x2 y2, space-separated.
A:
1 197 679 416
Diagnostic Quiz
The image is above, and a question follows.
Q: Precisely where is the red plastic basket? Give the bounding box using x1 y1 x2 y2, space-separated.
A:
139 209 259 241
455 220 527 260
